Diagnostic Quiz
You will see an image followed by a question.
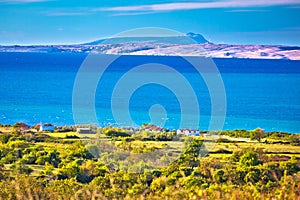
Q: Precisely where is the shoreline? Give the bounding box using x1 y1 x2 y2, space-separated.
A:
1 42 300 60
1 122 299 135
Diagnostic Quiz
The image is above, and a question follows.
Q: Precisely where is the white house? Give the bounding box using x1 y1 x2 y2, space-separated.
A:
177 129 200 136
189 130 200 136
76 127 96 134
142 124 165 133
202 133 211 138
40 123 54 132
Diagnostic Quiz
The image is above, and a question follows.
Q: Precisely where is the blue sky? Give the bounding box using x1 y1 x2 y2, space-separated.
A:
1 0 300 45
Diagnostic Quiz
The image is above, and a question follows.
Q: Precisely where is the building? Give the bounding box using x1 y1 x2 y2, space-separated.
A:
202 133 211 138
39 123 54 132
190 130 200 136
76 124 97 134
76 127 96 134
142 124 166 133
177 129 200 136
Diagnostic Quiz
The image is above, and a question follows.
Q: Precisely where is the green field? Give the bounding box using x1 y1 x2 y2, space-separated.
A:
0 125 299 200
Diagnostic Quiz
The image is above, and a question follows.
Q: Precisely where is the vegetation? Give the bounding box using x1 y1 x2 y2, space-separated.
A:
219 128 300 145
0 124 299 199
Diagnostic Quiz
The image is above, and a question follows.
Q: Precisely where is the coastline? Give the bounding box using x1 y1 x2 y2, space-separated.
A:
1 122 299 135
1 42 300 60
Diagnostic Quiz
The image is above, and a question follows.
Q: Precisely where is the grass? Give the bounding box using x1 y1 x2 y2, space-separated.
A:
0 127 98 139
45 132 78 138
45 132 98 139
0 127 12 133
2 130 300 177
2 133 300 180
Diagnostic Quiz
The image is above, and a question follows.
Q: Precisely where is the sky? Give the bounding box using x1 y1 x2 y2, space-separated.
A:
1 0 300 45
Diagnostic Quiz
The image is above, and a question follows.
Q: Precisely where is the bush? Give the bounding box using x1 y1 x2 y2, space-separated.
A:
280 158 300 175
289 135 300 146
36 151 61 167
180 174 205 190
104 128 130 137
65 135 80 139
244 169 261 184
58 161 81 179
7 140 29 149
46 178 82 198
0 134 11 144
216 138 231 143
213 169 227 183
239 151 260 167
21 153 36 164
178 138 203 168
10 162 33 175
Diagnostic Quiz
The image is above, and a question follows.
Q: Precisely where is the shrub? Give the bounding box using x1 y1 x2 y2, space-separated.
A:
58 161 81 179
21 153 36 164
36 151 61 167
104 128 130 137
10 162 33 175
0 134 11 144
213 169 227 183
239 151 260 167
244 169 261 184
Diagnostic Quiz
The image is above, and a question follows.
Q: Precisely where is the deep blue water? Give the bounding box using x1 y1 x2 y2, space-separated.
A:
0 52 299 133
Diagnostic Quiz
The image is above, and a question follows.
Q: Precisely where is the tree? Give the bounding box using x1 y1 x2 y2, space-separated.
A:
10 162 33 175
239 151 260 167
244 169 261 184
12 122 30 134
46 178 82 198
103 127 130 137
178 138 203 168
0 144 9 160
0 163 7 180
77 160 108 183
42 162 55 176
280 157 300 175
289 135 300 146
66 142 94 160
180 174 205 190
21 153 36 164
0 134 11 144
250 128 265 142
58 161 80 179
213 169 227 183
36 150 61 167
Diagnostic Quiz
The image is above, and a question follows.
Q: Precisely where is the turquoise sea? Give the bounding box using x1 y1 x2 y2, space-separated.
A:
0 52 299 133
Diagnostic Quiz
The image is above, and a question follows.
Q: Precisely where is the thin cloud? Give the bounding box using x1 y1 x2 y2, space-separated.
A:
283 26 300 31
45 12 88 16
225 9 269 13
0 0 52 3
287 5 300 9
110 11 157 16
101 0 300 12
41 7 91 16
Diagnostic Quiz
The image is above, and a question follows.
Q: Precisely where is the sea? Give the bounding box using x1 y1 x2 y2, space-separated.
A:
0 52 299 133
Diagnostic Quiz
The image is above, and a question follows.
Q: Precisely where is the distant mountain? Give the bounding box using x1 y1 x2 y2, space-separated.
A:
185 32 208 43
0 33 299 60
85 39 105 45
85 32 208 45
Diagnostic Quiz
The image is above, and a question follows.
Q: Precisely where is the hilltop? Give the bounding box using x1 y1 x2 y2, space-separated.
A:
0 32 300 60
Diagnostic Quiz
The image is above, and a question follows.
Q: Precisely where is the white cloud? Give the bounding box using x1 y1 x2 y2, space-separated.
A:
101 0 300 12
225 9 269 12
0 0 52 3
45 12 87 16
110 11 156 16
